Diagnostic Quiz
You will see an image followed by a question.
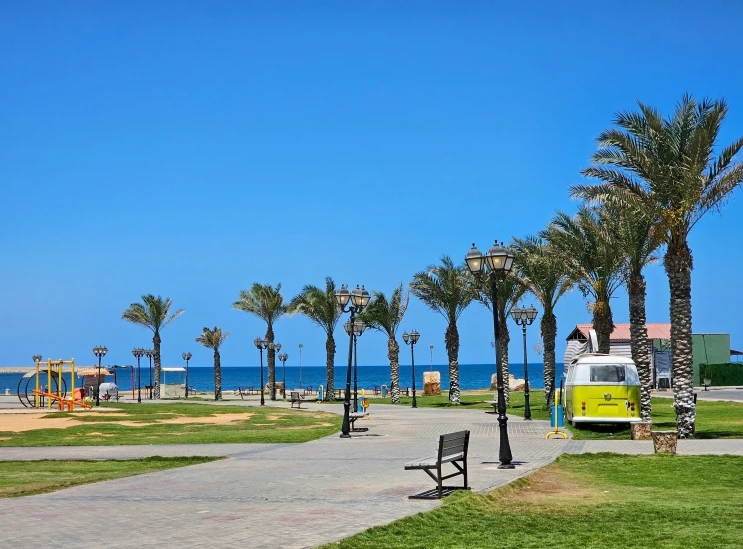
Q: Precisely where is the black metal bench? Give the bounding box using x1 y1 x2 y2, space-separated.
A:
405 430 471 499
290 391 304 409
349 412 369 432
237 386 255 399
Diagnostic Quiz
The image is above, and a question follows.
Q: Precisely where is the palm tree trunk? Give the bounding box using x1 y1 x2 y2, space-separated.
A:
665 244 696 437
592 297 613 354
325 334 335 401
499 315 510 406
628 270 652 421
214 349 222 401
266 326 276 401
446 322 460 404
541 310 557 406
388 337 401 404
153 332 162 399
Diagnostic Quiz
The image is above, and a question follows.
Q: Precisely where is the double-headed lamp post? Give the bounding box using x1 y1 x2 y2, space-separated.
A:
132 348 144 403
278 353 288 398
93 345 108 407
144 349 153 399
510 305 538 421
270 342 282 400
402 330 420 408
182 352 192 398
344 319 366 413
32 354 42 364
335 284 371 438
254 338 268 406
465 241 515 469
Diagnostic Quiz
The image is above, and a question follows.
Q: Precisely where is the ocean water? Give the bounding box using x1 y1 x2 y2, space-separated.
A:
1 363 556 397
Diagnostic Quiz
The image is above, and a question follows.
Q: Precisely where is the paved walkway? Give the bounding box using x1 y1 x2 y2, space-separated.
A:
0 401 741 548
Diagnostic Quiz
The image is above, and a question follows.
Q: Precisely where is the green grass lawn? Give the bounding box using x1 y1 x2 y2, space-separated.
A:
0 402 342 446
321 453 743 549
0 456 220 498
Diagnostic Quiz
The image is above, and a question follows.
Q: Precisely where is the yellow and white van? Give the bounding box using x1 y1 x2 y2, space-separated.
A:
563 354 641 425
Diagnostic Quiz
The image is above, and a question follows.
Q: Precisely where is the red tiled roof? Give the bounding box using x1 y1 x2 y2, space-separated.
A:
575 323 670 341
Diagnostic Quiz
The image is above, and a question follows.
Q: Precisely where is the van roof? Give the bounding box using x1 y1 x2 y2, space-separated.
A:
570 353 636 366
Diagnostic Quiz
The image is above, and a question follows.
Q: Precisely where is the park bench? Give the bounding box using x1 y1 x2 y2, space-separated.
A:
291 391 305 409
405 430 470 499
484 392 499 413
237 386 255 399
349 412 370 432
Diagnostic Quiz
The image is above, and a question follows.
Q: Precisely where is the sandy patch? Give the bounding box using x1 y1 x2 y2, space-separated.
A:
266 414 287 420
277 422 333 430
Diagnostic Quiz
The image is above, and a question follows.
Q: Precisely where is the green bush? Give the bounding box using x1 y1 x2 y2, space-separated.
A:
699 363 743 387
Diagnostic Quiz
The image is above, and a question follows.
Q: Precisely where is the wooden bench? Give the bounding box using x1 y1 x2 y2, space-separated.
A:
290 391 305 409
405 430 470 499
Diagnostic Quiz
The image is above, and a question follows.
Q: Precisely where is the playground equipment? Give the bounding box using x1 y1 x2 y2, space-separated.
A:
18 358 90 410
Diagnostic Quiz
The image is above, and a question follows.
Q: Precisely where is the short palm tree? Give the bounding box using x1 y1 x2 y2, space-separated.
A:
478 270 526 405
573 95 743 436
542 206 624 353
410 256 478 404
121 295 184 399
233 283 287 400
288 277 342 400
512 237 573 405
358 284 409 404
195 326 230 401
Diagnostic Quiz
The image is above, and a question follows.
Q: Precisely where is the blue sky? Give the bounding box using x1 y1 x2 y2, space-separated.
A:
2 1 742 369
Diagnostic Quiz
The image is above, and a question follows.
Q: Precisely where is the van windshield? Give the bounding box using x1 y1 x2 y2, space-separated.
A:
590 365 626 383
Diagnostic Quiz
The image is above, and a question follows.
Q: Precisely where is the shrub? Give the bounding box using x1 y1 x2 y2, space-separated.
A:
699 363 743 387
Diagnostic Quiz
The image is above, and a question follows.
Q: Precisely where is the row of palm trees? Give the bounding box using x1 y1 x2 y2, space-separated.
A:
121 95 743 438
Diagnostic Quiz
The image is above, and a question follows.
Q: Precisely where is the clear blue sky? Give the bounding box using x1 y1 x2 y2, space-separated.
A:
2 1 742 369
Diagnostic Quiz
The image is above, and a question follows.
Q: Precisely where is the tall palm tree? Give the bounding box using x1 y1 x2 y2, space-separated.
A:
233 283 287 400
573 95 743 437
288 277 342 400
542 206 625 353
358 284 409 404
512 237 573 405
195 326 230 401
121 294 184 399
478 271 526 405
410 256 478 404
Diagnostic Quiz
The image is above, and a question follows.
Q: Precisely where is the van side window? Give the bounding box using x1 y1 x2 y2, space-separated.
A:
590 365 626 383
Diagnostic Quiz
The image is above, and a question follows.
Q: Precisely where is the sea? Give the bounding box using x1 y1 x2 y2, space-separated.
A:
1 363 557 397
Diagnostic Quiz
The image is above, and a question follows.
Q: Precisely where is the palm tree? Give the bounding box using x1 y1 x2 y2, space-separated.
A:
195 326 230 401
542 206 624 353
512 237 573 405
573 95 743 437
233 284 287 400
288 277 342 400
358 284 409 403
478 271 526 405
121 295 184 399
410 256 477 404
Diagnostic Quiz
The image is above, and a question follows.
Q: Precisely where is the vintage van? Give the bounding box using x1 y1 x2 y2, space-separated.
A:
563 354 641 424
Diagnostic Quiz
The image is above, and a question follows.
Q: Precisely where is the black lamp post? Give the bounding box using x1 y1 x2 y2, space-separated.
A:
344 319 366 413
271 342 282 400
465 241 515 469
144 349 153 399
132 348 144 403
182 352 192 398
511 305 538 421
32 354 42 364
298 344 303 388
93 345 108 406
278 353 288 398
402 330 420 408
254 338 268 406
335 284 371 438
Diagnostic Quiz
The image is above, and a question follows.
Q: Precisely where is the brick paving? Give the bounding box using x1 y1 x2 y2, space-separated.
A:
0 400 740 548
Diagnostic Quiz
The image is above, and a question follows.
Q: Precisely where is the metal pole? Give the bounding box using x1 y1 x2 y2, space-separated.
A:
341 309 355 438
185 357 190 398
96 354 101 406
259 347 265 406
148 355 152 399
411 341 417 408
522 323 532 420
137 356 142 403
299 344 303 388
282 358 286 399
491 272 514 468
353 333 359 413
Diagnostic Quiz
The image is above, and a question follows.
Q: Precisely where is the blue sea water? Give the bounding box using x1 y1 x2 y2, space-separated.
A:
1 363 555 397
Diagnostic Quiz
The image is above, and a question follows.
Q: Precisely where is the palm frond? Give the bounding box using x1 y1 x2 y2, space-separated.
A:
121 294 184 334
233 283 287 328
409 256 477 324
287 276 341 335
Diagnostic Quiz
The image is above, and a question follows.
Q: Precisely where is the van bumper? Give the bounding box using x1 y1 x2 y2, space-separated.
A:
571 416 642 424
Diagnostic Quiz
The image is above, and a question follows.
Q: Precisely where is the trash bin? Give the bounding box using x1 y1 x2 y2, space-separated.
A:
550 405 564 428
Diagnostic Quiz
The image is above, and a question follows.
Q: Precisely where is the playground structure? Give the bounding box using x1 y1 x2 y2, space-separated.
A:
18 358 91 410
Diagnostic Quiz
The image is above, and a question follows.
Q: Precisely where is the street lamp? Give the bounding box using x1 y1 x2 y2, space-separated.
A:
254 338 268 406
465 241 515 469
272 342 282 400
32 354 42 364
132 348 144 403
511 305 538 420
335 284 371 438
298 343 303 388
429 345 433 371
344 319 366 413
278 353 288 398
402 330 421 408
182 352 192 398
93 345 108 406
144 349 153 399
